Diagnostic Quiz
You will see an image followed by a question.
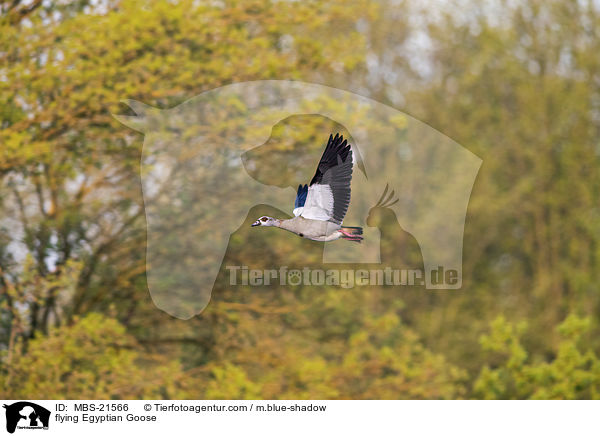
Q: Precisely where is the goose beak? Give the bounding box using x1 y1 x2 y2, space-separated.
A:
251 220 260 227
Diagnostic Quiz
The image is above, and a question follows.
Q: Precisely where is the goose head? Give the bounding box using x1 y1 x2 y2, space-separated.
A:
251 216 278 227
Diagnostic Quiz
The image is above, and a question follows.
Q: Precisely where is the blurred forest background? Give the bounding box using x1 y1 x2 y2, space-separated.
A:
2 0 600 399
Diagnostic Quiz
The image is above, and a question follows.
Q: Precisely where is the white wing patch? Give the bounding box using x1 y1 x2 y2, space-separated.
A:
292 207 303 217
300 184 334 221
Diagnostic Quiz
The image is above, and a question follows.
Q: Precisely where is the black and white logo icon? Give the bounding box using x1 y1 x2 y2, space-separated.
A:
3 402 50 434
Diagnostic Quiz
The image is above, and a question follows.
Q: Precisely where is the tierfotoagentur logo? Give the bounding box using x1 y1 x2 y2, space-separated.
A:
2 402 50 434
226 265 459 288
114 80 481 319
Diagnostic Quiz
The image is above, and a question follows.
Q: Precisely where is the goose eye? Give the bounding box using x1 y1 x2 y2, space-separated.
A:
261 217 268 222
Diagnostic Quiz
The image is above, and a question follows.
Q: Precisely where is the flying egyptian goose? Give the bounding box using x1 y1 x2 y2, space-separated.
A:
251 133 363 243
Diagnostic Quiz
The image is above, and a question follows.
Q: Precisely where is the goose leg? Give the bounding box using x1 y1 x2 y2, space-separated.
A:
339 229 363 243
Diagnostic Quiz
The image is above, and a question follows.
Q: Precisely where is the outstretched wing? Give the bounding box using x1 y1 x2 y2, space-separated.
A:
300 133 353 224
293 184 308 216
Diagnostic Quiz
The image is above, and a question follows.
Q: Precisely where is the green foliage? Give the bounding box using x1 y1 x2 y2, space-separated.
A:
475 315 600 399
1 313 185 398
196 311 465 399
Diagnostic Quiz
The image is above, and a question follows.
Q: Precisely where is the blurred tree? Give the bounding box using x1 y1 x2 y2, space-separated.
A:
0 0 381 344
1 313 185 398
399 0 600 371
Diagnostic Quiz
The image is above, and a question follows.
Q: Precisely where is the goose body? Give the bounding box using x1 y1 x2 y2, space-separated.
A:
280 216 343 242
251 134 363 243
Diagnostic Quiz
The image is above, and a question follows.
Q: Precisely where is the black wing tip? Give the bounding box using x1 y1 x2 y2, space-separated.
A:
328 133 350 158
309 133 353 186
326 132 352 160
329 132 347 147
